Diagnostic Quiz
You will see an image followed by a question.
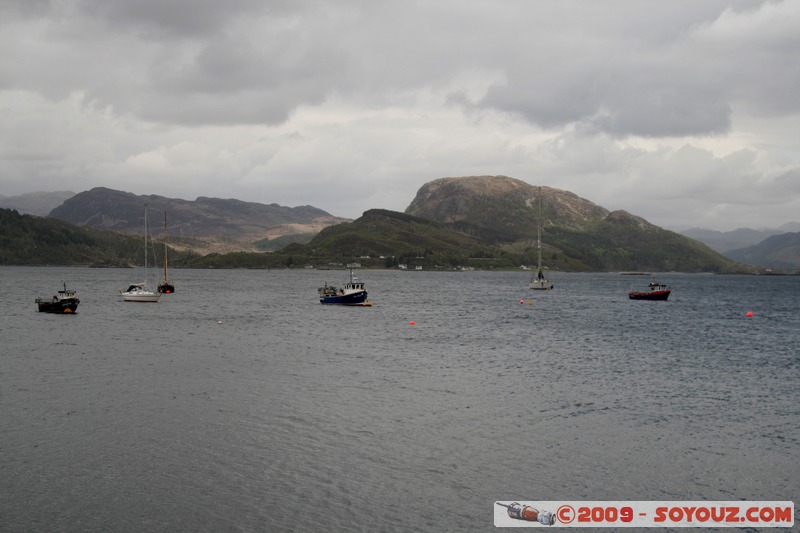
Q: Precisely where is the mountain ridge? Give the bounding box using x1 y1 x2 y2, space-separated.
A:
48 187 349 253
724 232 800 270
402 176 744 272
2 178 786 272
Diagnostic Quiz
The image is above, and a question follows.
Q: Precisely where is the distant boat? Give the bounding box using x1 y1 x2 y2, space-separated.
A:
36 282 80 314
157 211 175 294
628 277 671 301
530 187 553 290
119 204 161 303
318 269 371 305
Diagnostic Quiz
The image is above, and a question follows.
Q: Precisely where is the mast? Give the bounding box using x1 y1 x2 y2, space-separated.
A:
537 187 543 277
140 203 153 288
162 211 169 284
144 204 148 286
537 222 542 275
529 186 551 289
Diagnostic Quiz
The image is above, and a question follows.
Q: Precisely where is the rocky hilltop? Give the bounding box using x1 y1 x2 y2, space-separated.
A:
404 175 742 272
407 176 608 231
406 175 615 245
49 187 349 253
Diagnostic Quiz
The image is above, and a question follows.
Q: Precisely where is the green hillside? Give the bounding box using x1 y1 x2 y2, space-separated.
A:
404 176 747 273
547 213 741 272
297 209 509 268
0 208 193 267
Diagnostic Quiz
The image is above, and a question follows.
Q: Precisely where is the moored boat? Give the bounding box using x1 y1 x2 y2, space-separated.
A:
319 269 370 305
529 187 553 290
120 204 161 303
36 282 80 313
119 283 161 302
628 277 671 300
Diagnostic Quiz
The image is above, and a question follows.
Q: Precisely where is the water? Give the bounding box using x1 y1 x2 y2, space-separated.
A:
2 268 798 532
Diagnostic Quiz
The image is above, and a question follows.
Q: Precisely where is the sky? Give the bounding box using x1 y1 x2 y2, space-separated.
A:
1 0 799 231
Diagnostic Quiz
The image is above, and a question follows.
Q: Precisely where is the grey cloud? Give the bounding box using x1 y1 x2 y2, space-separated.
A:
76 0 275 38
6 0 792 134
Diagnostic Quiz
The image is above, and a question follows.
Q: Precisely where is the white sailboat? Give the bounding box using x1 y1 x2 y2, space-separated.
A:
119 204 161 302
530 187 553 290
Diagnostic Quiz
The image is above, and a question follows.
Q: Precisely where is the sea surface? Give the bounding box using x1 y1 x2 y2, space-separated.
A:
1 267 798 532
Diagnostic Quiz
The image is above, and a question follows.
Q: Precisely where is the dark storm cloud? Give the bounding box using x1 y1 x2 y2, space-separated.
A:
78 0 273 38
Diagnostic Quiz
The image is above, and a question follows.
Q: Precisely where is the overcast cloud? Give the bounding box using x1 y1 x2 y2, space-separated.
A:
1 0 798 230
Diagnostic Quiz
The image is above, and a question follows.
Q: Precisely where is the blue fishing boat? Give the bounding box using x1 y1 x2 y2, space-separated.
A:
318 270 370 305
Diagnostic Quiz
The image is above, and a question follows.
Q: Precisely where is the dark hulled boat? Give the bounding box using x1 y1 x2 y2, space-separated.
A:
36 283 80 314
318 269 370 305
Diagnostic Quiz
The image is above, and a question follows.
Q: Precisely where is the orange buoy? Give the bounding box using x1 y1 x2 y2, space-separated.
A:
409 321 416 326
745 311 753 317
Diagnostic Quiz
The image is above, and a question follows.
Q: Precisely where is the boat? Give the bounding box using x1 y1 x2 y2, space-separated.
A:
318 269 371 305
35 282 80 313
157 211 175 294
119 204 161 303
628 277 671 300
530 187 553 290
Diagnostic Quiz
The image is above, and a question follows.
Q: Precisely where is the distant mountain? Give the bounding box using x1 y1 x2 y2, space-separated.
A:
48 187 349 253
0 191 76 216
681 223 800 253
724 232 800 270
404 176 745 272
1 179 761 272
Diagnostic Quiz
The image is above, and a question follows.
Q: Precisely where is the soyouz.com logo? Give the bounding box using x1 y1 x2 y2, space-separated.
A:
493 501 794 527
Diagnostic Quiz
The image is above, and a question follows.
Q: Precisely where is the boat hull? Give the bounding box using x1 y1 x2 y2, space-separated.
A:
120 292 161 302
319 291 368 305
158 283 175 294
119 286 161 302
530 280 553 290
628 290 671 301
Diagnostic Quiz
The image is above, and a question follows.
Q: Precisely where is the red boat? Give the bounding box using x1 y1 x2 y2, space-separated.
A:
628 278 671 300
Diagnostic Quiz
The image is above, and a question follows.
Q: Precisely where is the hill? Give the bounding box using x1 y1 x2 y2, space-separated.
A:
2 178 758 272
0 191 76 216
724 232 800 270
404 176 746 272
406 176 607 242
293 209 510 268
680 225 800 253
48 187 349 253
0 207 183 266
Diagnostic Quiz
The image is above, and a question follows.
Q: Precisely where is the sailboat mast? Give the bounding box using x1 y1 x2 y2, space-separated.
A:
537 188 543 273
144 203 149 285
163 211 169 283
537 225 542 271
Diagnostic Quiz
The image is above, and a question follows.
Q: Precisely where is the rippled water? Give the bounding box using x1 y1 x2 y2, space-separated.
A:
2 267 798 532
